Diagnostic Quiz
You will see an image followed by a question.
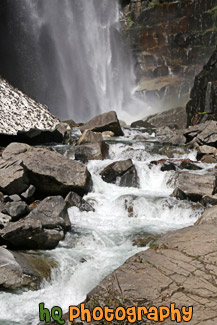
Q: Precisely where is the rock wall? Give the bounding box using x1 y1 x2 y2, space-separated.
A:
121 0 217 110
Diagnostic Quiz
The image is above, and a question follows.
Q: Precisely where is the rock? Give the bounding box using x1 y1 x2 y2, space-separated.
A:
184 120 217 148
156 127 186 145
2 142 30 160
198 145 217 155
72 224 217 325
145 107 187 129
65 191 95 212
186 49 217 127
102 131 115 137
2 144 92 196
201 194 217 206
201 154 217 163
80 111 124 136
0 77 59 138
196 206 217 225
63 119 77 128
179 160 202 170
0 247 56 290
77 130 103 145
160 161 177 172
20 185 36 202
172 172 216 202
75 142 109 163
130 120 155 129
0 160 29 195
0 213 11 229
8 194 22 202
5 201 29 221
100 159 139 188
0 196 70 250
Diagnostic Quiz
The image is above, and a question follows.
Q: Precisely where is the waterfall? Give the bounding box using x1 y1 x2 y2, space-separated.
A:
1 0 146 122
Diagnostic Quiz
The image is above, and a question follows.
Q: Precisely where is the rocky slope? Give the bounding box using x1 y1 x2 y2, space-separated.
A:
121 0 217 111
0 77 59 135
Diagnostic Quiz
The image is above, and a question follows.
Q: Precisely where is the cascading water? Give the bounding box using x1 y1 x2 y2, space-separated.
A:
0 126 203 325
0 0 146 122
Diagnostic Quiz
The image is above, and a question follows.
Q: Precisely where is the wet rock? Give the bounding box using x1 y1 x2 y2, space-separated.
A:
75 224 217 324
0 160 29 195
145 107 187 129
201 194 217 206
77 130 103 145
0 196 70 250
75 142 109 163
2 144 92 196
172 172 215 202
160 161 177 172
20 185 36 203
130 120 155 129
102 131 115 138
65 191 95 212
100 159 139 188
179 160 202 170
156 127 186 145
5 201 29 221
80 111 124 136
0 247 57 290
63 119 77 128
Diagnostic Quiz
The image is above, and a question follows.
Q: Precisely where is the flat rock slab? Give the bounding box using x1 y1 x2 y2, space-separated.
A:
172 172 216 201
81 224 217 324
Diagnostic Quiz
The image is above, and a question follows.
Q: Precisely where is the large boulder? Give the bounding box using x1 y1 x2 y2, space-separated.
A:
0 247 56 290
80 111 124 136
184 120 217 149
0 196 70 250
2 143 92 196
100 159 139 188
5 201 29 221
75 142 109 163
172 172 216 202
145 107 187 130
0 159 29 195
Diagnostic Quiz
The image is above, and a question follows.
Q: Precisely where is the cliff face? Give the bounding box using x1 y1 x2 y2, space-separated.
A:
122 0 217 110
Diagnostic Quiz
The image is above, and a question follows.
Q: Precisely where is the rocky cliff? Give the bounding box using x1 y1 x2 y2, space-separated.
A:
121 0 217 111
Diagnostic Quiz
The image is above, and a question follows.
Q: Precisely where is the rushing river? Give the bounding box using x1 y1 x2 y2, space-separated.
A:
0 127 203 325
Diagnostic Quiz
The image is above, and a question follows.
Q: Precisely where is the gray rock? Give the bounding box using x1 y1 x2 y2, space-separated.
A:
6 201 29 221
198 145 217 155
75 142 109 163
0 213 11 229
145 107 187 129
131 120 155 129
8 194 22 202
21 185 36 202
2 144 92 196
77 130 103 145
179 160 202 171
2 143 30 160
172 172 216 202
0 247 56 290
196 206 217 225
100 159 139 188
0 196 71 249
65 191 95 212
80 111 123 136
0 159 29 195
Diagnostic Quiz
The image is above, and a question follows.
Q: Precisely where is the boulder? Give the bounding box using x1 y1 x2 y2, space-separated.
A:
65 191 95 212
179 160 202 170
172 172 216 202
100 159 139 188
130 120 155 129
198 145 217 155
0 247 56 290
145 107 187 129
5 201 29 221
201 154 217 163
0 196 70 250
75 142 109 163
8 195 22 202
0 159 29 195
77 130 103 145
184 120 217 148
196 206 217 225
80 111 124 136
2 144 92 196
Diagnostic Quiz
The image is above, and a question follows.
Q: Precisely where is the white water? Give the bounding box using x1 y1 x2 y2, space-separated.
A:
9 0 148 123
0 129 203 325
